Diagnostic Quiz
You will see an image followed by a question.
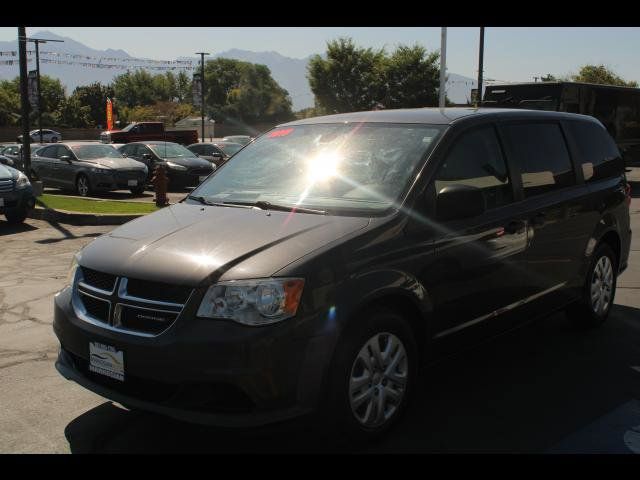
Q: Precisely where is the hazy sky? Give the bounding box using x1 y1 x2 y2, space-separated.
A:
1 27 639 83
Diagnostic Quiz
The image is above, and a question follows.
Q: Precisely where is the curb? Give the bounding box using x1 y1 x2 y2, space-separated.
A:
28 206 146 226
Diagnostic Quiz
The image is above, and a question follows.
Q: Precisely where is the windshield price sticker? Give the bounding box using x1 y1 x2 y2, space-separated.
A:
268 128 294 138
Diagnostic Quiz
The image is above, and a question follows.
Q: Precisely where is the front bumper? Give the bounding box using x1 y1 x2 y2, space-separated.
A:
0 186 35 214
91 170 148 191
52 286 336 427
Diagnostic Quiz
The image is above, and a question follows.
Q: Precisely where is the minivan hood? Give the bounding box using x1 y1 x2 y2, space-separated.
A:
78 203 370 286
84 156 146 170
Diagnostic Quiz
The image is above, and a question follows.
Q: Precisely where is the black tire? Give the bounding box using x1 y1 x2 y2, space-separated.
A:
130 186 145 196
5 207 28 224
76 174 91 197
566 243 617 328
51 137 58 143
319 308 417 442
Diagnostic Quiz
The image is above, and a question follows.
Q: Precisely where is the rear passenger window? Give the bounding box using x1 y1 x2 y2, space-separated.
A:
503 123 574 198
566 121 623 182
435 126 513 210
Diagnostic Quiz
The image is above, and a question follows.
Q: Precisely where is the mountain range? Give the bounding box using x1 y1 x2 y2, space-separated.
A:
0 31 477 110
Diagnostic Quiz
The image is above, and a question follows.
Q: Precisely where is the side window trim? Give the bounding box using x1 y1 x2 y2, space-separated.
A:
497 119 577 201
432 122 517 212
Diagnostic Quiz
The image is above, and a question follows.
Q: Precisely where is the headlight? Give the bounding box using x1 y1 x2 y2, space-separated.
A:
15 171 31 188
67 255 79 287
91 167 111 174
165 161 187 171
197 278 305 326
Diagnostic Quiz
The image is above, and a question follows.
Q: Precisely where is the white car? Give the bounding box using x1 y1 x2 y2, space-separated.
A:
17 129 62 143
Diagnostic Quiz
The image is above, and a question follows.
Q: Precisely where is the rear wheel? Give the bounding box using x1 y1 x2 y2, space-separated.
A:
50 137 58 143
566 243 617 327
76 174 91 197
320 308 417 441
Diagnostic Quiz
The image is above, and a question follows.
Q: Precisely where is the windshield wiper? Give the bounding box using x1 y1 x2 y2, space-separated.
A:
186 195 253 209
222 200 327 215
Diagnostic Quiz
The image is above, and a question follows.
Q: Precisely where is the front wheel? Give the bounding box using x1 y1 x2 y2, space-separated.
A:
76 174 91 197
320 309 417 441
566 243 617 327
130 186 145 196
5 207 28 224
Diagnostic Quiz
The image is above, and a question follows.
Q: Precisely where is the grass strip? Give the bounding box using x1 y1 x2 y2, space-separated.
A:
36 194 159 215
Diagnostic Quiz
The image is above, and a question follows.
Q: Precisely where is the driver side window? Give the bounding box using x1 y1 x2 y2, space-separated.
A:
435 126 513 210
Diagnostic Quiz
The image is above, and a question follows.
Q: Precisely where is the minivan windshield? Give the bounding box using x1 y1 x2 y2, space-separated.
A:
70 144 124 159
191 123 444 214
149 143 194 159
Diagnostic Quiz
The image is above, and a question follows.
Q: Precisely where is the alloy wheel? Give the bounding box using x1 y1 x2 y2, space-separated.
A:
591 255 614 316
348 332 408 429
77 176 89 196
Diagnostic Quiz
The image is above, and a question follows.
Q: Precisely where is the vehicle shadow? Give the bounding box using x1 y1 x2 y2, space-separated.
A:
63 305 640 453
0 220 38 236
34 218 104 244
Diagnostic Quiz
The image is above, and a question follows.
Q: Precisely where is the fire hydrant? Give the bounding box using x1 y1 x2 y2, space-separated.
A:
151 164 169 207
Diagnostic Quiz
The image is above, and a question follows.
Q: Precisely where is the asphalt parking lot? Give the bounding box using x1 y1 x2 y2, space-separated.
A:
0 173 639 453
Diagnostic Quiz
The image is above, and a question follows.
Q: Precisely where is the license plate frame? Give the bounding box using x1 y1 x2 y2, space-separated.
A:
89 342 125 382
127 179 138 186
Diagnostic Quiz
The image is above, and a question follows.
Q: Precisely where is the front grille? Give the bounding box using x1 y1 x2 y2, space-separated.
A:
81 267 116 292
80 293 110 323
73 268 192 337
188 168 213 176
126 277 192 304
118 304 179 335
115 170 144 181
0 180 13 192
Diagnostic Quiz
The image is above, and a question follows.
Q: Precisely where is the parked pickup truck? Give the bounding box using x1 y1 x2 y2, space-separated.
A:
100 122 198 146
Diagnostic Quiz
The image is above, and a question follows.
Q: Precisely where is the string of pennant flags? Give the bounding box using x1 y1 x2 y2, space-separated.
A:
0 49 200 70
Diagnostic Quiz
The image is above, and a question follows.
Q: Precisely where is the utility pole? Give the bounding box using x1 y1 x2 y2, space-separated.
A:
439 27 447 108
477 27 485 108
26 37 64 144
18 27 31 178
195 52 209 142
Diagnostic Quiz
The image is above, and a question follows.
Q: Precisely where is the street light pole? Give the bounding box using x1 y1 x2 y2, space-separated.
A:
439 27 447 108
195 52 209 142
26 37 64 144
17 27 31 178
477 27 485 108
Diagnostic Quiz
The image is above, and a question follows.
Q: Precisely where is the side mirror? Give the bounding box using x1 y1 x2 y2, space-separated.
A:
436 184 486 222
212 152 223 158
59 155 72 163
142 153 152 160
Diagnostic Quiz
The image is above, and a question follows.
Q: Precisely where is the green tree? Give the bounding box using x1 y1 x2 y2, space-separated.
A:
69 82 114 127
308 38 445 113
56 95 92 128
203 58 293 123
571 65 638 87
385 45 441 109
0 79 21 126
112 70 158 107
308 38 387 113
175 71 191 102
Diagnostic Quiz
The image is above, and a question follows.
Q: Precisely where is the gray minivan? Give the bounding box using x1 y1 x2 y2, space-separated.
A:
53 108 632 440
32 143 148 196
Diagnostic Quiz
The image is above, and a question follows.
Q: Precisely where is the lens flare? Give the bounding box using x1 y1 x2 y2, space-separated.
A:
306 150 342 183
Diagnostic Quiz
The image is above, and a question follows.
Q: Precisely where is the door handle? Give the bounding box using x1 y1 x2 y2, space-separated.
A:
531 212 546 227
505 219 526 234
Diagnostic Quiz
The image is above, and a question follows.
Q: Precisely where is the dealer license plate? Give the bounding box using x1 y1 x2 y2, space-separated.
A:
89 342 124 381
127 180 137 186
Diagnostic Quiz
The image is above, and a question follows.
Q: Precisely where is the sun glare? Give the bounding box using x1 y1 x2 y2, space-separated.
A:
306 150 342 183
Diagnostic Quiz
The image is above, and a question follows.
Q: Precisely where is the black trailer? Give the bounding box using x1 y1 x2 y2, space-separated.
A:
483 82 640 166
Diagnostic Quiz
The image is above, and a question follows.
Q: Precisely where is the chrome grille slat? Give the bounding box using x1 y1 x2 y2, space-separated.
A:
0 180 14 192
72 267 193 337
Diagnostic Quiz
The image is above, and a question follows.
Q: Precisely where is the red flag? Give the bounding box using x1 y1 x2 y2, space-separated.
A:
106 98 113 130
